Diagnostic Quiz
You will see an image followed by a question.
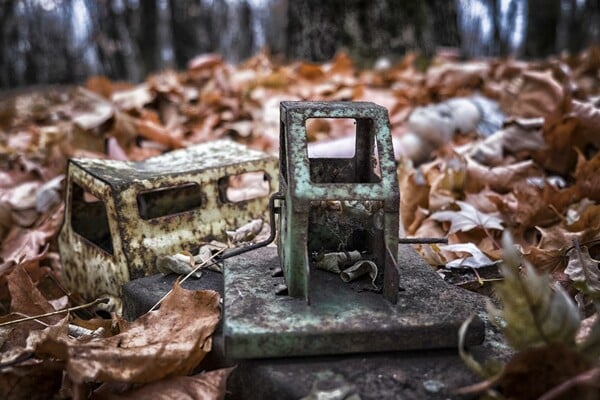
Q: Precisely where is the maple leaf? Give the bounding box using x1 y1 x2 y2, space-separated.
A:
431 201 504 234
565 242 600 299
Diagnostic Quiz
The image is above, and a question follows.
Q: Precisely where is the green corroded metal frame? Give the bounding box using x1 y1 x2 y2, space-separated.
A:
278 101 400 304
59 140 277 313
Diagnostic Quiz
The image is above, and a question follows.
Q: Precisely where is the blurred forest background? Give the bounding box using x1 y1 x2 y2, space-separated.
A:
0 0 598 89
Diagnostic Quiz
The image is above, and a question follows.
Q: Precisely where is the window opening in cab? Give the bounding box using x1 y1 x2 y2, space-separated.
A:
306 118 381 184
219 171 270 203
137 183 203 220
71 182 114 255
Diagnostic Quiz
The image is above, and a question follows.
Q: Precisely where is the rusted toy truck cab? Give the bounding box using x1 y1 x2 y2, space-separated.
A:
59 140 277 311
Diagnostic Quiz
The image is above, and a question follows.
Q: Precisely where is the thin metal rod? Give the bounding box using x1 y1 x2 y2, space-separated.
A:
217 192 283 260
398 237 448 244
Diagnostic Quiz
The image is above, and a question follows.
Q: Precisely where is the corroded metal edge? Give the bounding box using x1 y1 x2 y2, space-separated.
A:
224 245 485 359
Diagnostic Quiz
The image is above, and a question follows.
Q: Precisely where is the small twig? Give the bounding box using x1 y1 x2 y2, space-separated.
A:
538 367 600 400
564 238 600 256
13 312 50 329
149 247 226 312
0 298 109 328
483 227 502 249
548 204 567 224
471 267 484 286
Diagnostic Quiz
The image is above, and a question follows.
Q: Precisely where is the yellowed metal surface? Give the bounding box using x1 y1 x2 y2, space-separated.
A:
59 140 278 312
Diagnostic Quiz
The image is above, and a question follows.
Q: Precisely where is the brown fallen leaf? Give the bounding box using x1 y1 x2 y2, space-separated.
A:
499 343 594 400
420 155 466 211
496 181 578 229
468 117 545 166
0 263 63 382
399 162 430 231
0 360 64 400
571 99 600 150
29 283 220 384
134 118 186 149
524 246 567 273
465 157 539 193
426 61 489 99
574 150 600 202
501 69 570 119
0 204 63 275
566 200 600 232
91 367 234 400
565 243 600 298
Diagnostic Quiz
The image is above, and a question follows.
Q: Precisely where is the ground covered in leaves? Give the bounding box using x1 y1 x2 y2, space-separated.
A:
1 47 600 399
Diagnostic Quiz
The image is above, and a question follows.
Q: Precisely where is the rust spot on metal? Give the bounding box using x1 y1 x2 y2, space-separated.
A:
277 101 400 304
58 140 278 313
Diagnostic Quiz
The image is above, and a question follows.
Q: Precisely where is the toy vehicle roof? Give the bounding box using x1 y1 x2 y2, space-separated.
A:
69 140 275 190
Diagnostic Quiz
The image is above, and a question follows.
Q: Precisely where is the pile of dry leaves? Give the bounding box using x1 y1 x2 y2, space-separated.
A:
0 46 599 398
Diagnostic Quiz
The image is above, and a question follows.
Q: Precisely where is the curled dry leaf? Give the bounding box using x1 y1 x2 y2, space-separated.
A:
339 260 378 288
156 253 201 278
565 244 600 298
501 69 569 119
398 162 430 231
574 150 600 202
468 117 544 166
316 251 361 274
110 84 154 111
0 204 63 274
465 157 539 193
28 283 220 384
226 219 263 244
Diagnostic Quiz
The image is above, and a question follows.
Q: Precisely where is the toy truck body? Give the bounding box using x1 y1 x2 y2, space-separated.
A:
59 140 277 311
